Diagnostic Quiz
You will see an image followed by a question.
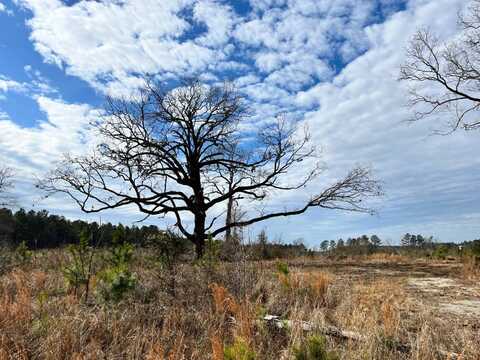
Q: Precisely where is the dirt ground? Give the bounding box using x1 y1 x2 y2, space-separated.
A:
291 257 480 323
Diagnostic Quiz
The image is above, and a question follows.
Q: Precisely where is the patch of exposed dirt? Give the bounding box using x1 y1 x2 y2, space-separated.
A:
440 300 480 317
407 276 480 319
293 259 462 279
295 260 480 320
407 277 459 292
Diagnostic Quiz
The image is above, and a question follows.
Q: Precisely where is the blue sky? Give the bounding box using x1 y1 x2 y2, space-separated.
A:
0 0 479 246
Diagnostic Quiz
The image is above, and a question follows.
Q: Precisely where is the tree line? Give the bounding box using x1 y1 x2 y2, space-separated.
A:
0 207 164 249
319 234 383 253
400 233 434 248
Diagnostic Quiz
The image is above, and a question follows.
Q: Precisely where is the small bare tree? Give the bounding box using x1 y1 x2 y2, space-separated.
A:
0 167 14 207
40 79 382 258
400 1 480 133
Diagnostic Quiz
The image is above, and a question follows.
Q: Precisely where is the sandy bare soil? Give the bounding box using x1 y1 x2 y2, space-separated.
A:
407 275 480 320
292 258 480 322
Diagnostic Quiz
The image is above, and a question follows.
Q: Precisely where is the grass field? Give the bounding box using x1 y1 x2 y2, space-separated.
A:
0 250 478 359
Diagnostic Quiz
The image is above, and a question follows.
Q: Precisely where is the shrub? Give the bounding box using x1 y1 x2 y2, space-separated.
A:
98 266 136 302
221 233 242 262
293 335 338 360
63 231 95 299
15 240 32 263
469 240 480 256
196 234 222 270
462 255 480 279
210 282 237 315
464 240 480 262
150 231 190 269
432 245 449 259
381 297 399 338
105 239 134 268
224 337 256 360
276 261 289 276
97 239 136 302
276 261 291 290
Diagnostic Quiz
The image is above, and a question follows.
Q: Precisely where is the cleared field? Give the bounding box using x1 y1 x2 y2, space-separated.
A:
0 252 478 359
292 257 480 319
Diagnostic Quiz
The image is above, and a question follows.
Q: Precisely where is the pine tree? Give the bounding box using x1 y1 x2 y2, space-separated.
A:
370 234 382 247
401 233 411 247
320 240 329 252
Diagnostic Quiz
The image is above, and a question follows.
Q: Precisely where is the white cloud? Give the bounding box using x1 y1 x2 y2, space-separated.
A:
232 0 394 94
193 0 235 47
265 57 332 91
0 96 98 172
17 0 226 95
0 72 57 98
235 74 260 87
0 1 12 14
0 75 26 93
254 52 283 73
241 82 291 103
17 0 398 96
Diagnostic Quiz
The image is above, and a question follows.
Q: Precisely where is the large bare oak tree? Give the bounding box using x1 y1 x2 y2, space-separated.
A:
40 80 382 258
400 1 480 133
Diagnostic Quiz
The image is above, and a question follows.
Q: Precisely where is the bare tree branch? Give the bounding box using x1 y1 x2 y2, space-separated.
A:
400 2 480 133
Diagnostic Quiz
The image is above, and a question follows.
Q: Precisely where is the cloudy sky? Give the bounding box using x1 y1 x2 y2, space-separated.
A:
0 0 479 246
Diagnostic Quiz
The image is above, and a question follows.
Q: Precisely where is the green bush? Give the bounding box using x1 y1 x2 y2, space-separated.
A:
63 231 95 299
105 240 134 268
465 240 480 258
15 240 32 263
98 239 136 302
432 245 449 259
224 338 256 360
276 261 289 276
293 335 339 360
98 265 136 302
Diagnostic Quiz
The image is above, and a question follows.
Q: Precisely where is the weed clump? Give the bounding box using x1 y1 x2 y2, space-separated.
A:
276 261 289 276
97 238 136 302
293 335 338 360
63 231 95 299
15 241 32 264
432 245 449 259
224 337 256 360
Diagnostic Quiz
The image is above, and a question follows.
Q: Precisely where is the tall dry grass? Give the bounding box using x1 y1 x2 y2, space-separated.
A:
461 256 480 280
0 248 478 359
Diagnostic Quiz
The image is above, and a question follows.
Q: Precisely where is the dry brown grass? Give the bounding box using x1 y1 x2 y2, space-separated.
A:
461 256 480 280
0 249 478 359
210 334 224 360
363 253 408 263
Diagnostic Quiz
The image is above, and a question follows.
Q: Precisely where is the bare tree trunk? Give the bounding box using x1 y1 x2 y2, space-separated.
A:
225 171 235 242
225 196 233 241
193 212 206 259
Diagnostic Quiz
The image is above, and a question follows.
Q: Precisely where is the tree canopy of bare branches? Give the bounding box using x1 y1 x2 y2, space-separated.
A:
400 1 480 133
40 79 382 258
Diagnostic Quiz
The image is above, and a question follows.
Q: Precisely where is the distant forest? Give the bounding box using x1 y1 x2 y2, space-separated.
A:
1 207 479 260
0 208 163 249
